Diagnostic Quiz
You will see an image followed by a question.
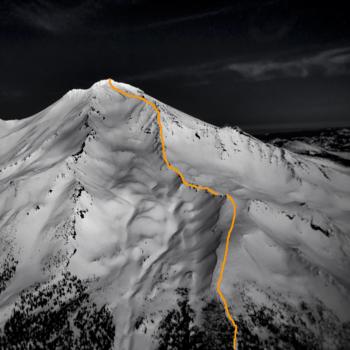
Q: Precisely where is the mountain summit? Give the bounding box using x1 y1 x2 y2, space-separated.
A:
0 80 349 349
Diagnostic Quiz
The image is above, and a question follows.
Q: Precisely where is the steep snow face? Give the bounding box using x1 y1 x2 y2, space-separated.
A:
154 99 350 347
0 80 227 349
0 80 349 349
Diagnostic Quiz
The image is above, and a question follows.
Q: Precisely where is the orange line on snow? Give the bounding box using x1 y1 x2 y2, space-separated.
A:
108 78 238 350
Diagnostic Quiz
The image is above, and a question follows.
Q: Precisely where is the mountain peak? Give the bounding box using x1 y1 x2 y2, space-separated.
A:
63 79 144 102
0 80 349 349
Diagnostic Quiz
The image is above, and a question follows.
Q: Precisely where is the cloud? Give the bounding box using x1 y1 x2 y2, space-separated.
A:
5 1 232 35
122 59 227 82
144 6 233 29
227 47 350 81
123 47 350 84
7 0 96 34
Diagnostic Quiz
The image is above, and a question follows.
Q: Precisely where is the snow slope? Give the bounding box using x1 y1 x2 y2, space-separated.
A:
0 80 349 349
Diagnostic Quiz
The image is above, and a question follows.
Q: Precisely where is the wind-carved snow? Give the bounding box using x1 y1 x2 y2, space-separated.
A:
0 79 349 349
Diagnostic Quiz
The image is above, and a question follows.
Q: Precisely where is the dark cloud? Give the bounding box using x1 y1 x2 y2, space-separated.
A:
0 88 24 98
0 0 350 132
4 0 96 34
227 47 350 81
123 47 350 84
144 5 233 29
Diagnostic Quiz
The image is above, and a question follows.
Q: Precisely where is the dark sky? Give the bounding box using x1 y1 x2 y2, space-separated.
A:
0 0 349 133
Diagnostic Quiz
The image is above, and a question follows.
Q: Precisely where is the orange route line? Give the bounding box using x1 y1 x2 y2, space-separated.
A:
108 78 238 350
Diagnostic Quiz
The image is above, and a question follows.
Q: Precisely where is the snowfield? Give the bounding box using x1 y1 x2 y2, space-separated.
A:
0 79 349 349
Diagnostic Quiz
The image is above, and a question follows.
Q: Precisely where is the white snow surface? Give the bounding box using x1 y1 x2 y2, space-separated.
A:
0 79 349 349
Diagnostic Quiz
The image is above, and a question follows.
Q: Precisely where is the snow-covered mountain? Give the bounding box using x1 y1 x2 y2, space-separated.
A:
0 79 349 349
